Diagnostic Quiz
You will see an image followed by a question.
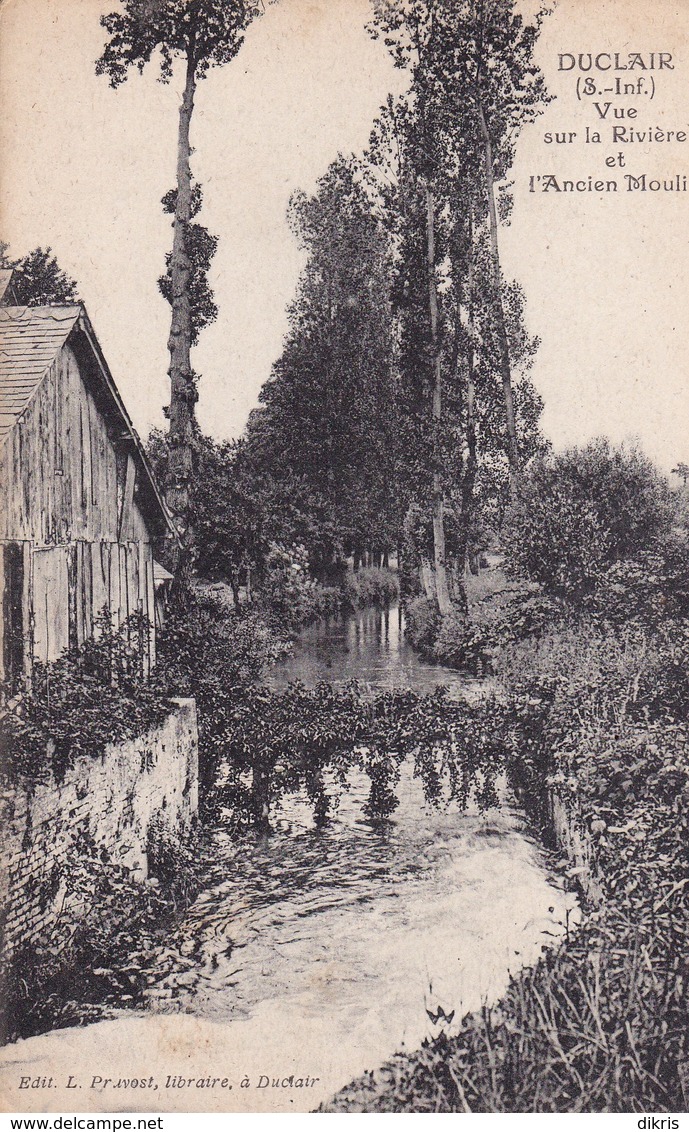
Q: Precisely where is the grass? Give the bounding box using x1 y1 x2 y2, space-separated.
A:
323 901 689 1112
324 759 689 1111
405 566 560 672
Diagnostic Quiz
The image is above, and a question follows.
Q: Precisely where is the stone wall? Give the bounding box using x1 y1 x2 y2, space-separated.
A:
0 697 198 955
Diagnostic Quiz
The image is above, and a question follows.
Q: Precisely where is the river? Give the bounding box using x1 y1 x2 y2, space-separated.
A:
265 602 479 694
0 602 577 1114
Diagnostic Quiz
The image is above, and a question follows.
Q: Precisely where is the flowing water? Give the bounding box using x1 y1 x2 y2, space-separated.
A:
265 602 481 695
0 602 577 1113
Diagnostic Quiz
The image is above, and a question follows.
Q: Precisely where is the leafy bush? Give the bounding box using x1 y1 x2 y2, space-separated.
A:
502 440 673 606
433 608 490 672
153 592 289 812
210 681 505 831
342 567 400 610
147 429 267 598
589 537 689 627
404 596 441 656
146 814 202 910
0 611 172 786
256 542 340 634
496 622 664 807
0 829 205 1045
155 594 284 699
415 571 565 674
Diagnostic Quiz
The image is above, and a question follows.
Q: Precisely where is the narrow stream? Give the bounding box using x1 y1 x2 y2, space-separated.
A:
0 602 577 1113
265 602 480 694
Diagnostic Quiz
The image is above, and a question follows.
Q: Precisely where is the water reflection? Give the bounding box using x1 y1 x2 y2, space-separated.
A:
266 602 484 696
148 767 574 1022
139 763 576 1107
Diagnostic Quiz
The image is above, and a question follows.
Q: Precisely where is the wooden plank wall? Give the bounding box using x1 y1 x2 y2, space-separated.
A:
0 542 32 688
0 339 160 683
0 344 150 547
31 544 70 665
25 540 154 669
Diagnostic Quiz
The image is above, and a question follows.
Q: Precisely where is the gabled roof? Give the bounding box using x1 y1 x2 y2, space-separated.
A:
0 306 81 439
0 304 178 543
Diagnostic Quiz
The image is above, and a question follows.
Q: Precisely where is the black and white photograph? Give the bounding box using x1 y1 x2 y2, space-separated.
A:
0 0 688 1115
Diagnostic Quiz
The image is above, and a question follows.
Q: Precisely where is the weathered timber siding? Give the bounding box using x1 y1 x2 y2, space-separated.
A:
0 344 157 675
0 542 32 685
0 699 198 956
0 537 156 668
0 345 149 545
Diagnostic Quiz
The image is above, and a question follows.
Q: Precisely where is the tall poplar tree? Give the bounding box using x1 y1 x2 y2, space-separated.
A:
365 33 458 611
97 0 265 560
371 0 550 497
364 57 544 606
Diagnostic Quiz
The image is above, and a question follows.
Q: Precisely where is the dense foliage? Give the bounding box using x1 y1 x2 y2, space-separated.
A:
502 440 675 606
152 592 288 810
147 429 266 599
254 543 341 634
159 183 218 348
239 0 552 593
212 681 505 831
0 243 79 305
0 612 171 786
363 0 551 607
243 159 400 575
405 441 688 673
97 0 266 551
1 818 206 1044
342 566 400 611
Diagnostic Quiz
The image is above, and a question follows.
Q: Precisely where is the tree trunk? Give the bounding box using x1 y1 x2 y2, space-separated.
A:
456 213 478 583
420 557 436 600
167 47 197 582
230 572 241 610
477 100 520 499
425 181 453 615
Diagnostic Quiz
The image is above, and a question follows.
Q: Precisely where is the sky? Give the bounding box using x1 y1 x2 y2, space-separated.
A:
0 0 688 470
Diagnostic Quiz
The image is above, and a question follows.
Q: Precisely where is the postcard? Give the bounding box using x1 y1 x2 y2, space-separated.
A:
1 0 688 1116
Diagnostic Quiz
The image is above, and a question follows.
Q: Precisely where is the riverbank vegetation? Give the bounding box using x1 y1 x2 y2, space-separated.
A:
342 566 401 611
0 612 173 787
406 439 688 671
135 0 553 606
0 643 511 1044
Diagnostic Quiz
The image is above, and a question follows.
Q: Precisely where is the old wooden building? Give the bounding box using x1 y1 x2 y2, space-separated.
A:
0 295 177 688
